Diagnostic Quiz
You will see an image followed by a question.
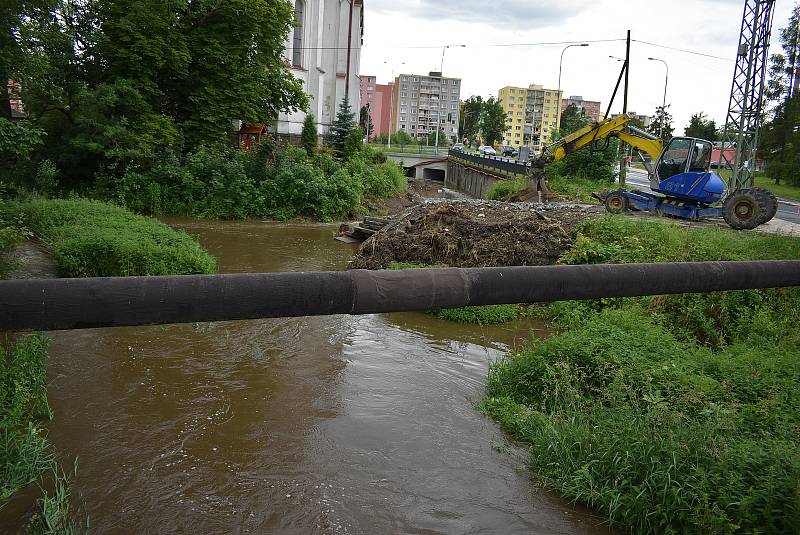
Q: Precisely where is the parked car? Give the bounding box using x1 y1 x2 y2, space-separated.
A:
501 146 519 157
452 143 465 151
479 145 496 156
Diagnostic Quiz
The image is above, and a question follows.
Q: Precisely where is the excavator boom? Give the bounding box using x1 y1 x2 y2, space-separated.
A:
543 115 663 163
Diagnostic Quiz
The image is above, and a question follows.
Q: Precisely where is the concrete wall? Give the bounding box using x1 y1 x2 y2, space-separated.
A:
445 160 502 199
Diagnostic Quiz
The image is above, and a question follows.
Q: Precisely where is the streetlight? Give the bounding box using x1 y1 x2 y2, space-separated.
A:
557 43 589 122
435 44 466 154
385 60 405 149
648 57 669 139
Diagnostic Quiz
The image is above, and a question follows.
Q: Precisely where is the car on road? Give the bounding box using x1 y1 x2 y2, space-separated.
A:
479 145 496 156
452 143 464 151
501 146 519 157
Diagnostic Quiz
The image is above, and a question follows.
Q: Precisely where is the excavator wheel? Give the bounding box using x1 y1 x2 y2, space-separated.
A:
604 190 628 214
751 187 778 225
723 190 761 230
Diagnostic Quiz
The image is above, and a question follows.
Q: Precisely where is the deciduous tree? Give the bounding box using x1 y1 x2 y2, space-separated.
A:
479 96 507 146
684 112 717 140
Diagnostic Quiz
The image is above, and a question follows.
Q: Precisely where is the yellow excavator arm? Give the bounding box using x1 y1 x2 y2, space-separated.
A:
546 115 663 163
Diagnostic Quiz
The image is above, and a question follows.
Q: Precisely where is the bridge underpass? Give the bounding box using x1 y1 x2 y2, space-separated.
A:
384 150 527 198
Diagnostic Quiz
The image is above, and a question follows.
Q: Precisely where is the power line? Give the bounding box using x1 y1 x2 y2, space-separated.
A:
632 39 733 62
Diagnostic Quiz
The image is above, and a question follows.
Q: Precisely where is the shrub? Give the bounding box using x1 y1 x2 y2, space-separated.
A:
484 215 800 533
484 308 800 534
11 199 216 277
301 114 318 156
485 177 526 200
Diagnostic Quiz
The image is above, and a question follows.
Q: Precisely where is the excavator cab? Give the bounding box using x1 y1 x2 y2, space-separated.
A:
652 137 725 205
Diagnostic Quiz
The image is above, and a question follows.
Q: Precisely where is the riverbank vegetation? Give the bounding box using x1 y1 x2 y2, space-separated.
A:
6 199 216 277
2 3 405 223
483 216 800 533
1 335 79 533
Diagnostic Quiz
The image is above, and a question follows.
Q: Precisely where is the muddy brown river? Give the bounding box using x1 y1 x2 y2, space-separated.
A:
6 220 612 534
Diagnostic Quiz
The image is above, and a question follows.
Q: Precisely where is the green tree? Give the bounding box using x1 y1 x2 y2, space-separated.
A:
6 0 307 183
558 103 588 136
766 3 799 103
459 95 482 144
358 104 373 139
328 96 356 157
301 113 317 156
344 126 364 161
479 96 507 146
760 4 800 185
684 112 717 140
648 105 674 141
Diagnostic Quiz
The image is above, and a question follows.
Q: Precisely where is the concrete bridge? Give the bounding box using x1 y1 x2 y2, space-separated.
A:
384 149 530 198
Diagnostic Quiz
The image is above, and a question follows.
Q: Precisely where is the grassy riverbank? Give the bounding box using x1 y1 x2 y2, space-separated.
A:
483 216 800 533
7 199 216 277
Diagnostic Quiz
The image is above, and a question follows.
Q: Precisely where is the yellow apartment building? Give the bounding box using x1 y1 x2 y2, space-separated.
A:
497 84 562 151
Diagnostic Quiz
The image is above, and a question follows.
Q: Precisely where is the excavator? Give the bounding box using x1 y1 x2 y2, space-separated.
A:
520 114 778 230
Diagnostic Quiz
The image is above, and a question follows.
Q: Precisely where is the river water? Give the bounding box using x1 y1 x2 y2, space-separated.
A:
10 220 611 534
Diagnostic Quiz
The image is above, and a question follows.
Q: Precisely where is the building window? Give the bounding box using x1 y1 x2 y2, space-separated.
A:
400 124 406 129
292 0 304 67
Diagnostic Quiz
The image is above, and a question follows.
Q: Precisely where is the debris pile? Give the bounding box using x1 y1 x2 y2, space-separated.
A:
350 200 601 269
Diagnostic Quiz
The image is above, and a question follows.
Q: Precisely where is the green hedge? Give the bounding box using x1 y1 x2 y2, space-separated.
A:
484 216 800 533
11 199 216 277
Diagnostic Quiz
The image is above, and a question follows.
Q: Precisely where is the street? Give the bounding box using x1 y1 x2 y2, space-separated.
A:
623 168 800 224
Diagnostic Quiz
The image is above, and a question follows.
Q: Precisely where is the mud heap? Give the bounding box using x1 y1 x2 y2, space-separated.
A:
350 200 601 269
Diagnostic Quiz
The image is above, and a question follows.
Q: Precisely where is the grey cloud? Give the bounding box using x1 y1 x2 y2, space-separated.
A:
366 0 591 29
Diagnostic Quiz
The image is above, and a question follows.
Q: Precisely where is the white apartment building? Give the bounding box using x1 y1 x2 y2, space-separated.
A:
276 0 363 138
392 72 461 143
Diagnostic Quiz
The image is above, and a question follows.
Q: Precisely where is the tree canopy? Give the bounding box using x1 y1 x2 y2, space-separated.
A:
684 112 717 141
479 96 507 146
647 105 674 141
2 0 307 183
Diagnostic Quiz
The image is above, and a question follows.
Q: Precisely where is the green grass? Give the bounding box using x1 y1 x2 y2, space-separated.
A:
0 207 31 279
387 262 528 324
483 215 800 533
1 335 53 501
717 169 800 200
8 199 216 277
485 178 526 200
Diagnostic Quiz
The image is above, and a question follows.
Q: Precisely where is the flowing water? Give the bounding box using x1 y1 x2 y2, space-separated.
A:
5 219 611 534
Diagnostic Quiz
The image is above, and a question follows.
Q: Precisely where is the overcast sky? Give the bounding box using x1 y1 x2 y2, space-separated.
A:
359 0 797 132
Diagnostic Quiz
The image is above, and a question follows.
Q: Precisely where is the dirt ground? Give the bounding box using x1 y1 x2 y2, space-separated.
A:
363 179 467 216
350 200 602 269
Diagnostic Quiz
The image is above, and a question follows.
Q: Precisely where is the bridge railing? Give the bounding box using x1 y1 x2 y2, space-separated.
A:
448 149 531 177
369 143 446 155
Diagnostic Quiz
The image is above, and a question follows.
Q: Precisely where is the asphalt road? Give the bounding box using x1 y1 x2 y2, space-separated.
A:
623 168 800 225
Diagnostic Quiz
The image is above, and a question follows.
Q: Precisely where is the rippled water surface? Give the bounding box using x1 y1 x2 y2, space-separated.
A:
8 219 612 534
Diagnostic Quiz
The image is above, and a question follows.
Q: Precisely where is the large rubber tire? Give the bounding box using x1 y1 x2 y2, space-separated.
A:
604 190 628 214
723 190 761 230
751 187 778 225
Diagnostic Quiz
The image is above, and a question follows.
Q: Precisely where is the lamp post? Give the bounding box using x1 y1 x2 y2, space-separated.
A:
435 44 466 154
556 43 589 123
648 57 669 140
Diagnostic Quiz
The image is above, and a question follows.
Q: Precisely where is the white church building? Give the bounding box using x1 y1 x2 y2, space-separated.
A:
276 0 363 139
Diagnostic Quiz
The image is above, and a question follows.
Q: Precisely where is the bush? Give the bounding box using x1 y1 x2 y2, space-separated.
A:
484 215 800 533
484 308 800 534
110 142 403 222
10 199 216 277
485 177 526 200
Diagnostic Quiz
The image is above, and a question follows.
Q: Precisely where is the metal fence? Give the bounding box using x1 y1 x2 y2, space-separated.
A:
448 148 531 176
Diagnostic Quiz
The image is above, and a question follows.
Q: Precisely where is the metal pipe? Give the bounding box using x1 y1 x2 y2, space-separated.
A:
1 261 799 331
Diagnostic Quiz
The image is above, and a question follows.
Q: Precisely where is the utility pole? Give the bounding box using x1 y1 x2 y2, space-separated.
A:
619 30 631 188
721 0 776 192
